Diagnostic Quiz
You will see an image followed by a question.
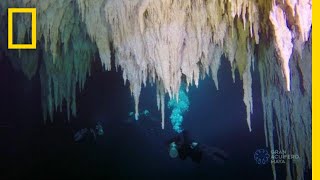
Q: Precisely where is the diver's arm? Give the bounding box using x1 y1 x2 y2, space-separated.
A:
74 128 88 142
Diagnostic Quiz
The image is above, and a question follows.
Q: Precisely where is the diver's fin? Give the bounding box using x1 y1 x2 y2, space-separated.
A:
200 144 228 164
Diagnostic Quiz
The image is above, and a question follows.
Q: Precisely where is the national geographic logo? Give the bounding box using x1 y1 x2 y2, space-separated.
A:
254 149 300 165
8 8 37 49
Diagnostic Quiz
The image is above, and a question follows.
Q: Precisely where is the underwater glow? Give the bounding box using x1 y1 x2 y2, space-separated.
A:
168 86 190 133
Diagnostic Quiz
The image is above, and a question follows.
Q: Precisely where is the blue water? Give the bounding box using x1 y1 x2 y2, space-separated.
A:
0 55 282 179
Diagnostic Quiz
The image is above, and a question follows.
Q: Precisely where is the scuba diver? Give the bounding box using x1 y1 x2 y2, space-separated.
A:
167 130 202 163
73 122 104 143
126 109 159 123
128 109 149 120
126 108 227 164
167 130 228 164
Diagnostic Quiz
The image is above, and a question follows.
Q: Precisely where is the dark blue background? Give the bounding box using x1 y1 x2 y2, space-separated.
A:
0 53 281 179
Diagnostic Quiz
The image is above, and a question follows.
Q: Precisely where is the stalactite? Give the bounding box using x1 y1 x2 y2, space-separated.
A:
209 45 223 90
269 4 293 91
77 0 111 70
102 0 260 129
242 41 254 132
1 0 97 122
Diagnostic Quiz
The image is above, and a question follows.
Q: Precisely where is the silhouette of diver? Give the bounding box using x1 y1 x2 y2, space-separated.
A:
126 109 159 123
126 111 228 164
73 122 104 143
167 130 228 164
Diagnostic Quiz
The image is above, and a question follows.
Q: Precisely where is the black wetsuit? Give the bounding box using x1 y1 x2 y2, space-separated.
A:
74 128 96 143
168 130 203 163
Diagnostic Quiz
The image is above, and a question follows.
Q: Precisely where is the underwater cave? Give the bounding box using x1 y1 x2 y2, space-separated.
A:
0 0 312 179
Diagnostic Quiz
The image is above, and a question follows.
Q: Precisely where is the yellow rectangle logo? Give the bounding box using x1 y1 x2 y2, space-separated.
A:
8 8 37 49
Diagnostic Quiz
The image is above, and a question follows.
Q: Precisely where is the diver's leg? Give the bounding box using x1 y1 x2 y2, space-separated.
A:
90 128 96 141
199 144 228 163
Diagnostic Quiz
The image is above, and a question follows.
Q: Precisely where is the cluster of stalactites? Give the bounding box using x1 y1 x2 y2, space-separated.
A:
76 0 111 71
37 1 95 122
0 0 96 122
1 0 312 132
258 39 311 180
104 0 259 130
269 0 312 91
1 0 311 134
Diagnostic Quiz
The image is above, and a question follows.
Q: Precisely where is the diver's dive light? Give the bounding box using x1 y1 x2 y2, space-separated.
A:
169 142 178 158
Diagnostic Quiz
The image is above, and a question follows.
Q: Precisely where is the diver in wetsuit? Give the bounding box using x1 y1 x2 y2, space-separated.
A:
73 122 104 143
167 130 228 164
127 109 153 121
167 130 203 163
